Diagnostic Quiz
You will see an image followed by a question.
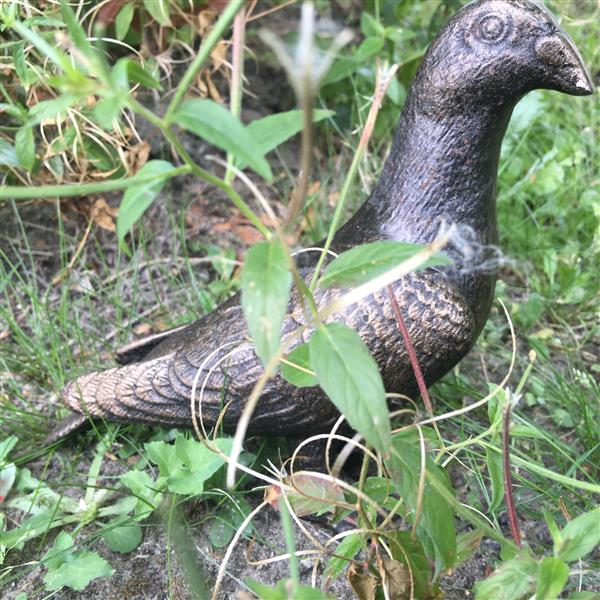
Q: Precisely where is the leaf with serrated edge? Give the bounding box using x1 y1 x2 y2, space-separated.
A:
241 239 291 367
309 323 390 454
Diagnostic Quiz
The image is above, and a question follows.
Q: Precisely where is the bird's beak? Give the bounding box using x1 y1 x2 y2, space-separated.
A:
535 30 594 96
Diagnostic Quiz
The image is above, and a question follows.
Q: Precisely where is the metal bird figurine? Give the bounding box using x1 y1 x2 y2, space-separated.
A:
53 0 593 441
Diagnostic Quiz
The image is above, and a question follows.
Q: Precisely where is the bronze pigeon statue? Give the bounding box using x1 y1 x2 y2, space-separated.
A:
54 0 593 441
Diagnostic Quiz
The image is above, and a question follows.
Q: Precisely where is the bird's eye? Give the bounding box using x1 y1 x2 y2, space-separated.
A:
473 13 508 44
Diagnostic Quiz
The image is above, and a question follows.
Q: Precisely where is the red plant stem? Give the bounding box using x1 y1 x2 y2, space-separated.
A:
387 286 434 418
502 400 522 548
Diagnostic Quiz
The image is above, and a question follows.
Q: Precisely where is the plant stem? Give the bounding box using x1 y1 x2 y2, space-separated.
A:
502 397 522 547
128 96 270 238
225 7 246 184
309 65 398 290
1 166 190 201
163 0 244 125
279 498 300 593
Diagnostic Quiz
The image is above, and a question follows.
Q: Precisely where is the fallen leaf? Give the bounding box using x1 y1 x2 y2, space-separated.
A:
308 180 321 195
348 563 378 600
328 191 340 207
90 198 118 231
133 322 152 336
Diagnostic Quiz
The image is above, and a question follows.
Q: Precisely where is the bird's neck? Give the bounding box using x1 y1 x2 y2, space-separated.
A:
367 96 516 254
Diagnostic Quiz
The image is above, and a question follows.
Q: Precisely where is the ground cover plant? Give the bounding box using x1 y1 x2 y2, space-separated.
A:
1 1 599 599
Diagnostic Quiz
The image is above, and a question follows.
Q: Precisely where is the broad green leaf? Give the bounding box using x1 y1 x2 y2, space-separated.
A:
115 3 135 40
0 140 19 168
485 445 504 512
355 36 385 62
15 126 35 171
555 507 600 562
240 109 334 168
241 239 291 367
565 593 600 599
319 240 451 289
323 533 363 580
281 343 317 387
360 12 385 37
102 520 143 553
13 43 36 89
245 578 334 600
0 436 18 464
143 0 171 26
309 322 390 454
116 160 174 242
0 463 16 503
145 435 233 496
535 557 569 600
120 469 163 517
386 430 456 570
206 498 253 548
474 554 538 600
126 60 162 90
284 472 344 517
28 95 77 125
389 531 434 599
455 530 484 566
43 532 113 592
173 99 272 180
93 97 122 130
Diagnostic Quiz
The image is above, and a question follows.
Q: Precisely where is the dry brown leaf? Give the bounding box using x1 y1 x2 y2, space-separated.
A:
90 198 118 232
205 70 223 103
381 557 411 600
133 322 152 336
210 39 229 73
198 9 217 37
328 191 340 207
348 564 378 600
308 180 321 195
235 225 263 245
127 142 150 172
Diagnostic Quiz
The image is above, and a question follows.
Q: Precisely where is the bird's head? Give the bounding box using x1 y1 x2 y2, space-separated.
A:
415 0 594 115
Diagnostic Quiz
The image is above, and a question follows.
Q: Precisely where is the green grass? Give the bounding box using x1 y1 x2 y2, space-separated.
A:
1 1 599 598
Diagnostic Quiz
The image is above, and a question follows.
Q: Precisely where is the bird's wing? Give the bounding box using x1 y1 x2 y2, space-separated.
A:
60 270 477 434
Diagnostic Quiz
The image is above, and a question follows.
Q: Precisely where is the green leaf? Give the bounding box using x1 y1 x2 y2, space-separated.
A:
241 109 334 167
281 343 317 387
206 498 252 548
0 140 19 168
120 469 162 518
555 507 600 562
245 579 334 600
474 554 538 600
485 446 504 512
386 430 456 570
324 533 363 580
319 240 451 289
15 126 35 171
390 531 439 599
360 12 385 37
355 36 385 62
43 532 113 592
93 97 122 130
126 60 163 90
309 323 390 454
116 160 174 242
115 3 135 40
28 95 77 125
13 43 36 89
0 435 18 464
535 557 569 600
145 435 233 496
241 239 291 367
143 0 171 26
102 520 143 553
173 99 272 180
